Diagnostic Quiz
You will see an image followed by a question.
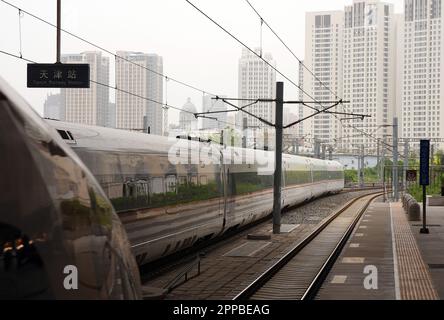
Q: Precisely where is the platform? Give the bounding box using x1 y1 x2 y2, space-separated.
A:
318 198 442 300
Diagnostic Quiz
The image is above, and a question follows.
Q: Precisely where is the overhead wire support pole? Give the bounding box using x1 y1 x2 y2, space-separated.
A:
222 99 274 127
283 100 345 129
195 109 238 116
360 145 365 187
393 117 399 201
211 98 366 122
404 139 409 192
185 0 383 150
56 0 61 63
273 82 284 234
184 0 323 106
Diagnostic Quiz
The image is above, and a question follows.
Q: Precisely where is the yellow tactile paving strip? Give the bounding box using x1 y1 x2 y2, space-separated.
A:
391 203 439 300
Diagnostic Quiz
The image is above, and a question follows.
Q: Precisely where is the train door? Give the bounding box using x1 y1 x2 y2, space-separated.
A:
219 146 237 233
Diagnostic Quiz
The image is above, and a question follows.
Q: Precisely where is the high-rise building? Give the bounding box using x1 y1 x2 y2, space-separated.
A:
302 1 397 154
43 93 62 120
342 0 396 153
61 51 110 126
236 48 276 130
303 11 344 148
401 0 443 147
202 95 227 130
115 51 164 134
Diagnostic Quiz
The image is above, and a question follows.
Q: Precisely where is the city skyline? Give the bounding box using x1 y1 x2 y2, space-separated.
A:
4 0 442 152
0 0 405 127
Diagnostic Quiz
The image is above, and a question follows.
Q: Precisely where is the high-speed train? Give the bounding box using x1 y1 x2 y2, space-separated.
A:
0 77 142 299
46 120 344 266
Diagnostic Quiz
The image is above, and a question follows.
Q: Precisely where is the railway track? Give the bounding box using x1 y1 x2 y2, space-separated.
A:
233 192 383 300
140 188 382 281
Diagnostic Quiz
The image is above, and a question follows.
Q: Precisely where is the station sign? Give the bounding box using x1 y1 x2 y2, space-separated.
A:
420 140 430 186
406 170 417 182
27 63 90 88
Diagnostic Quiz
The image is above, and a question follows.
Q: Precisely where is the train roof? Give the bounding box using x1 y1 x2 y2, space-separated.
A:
45 119 344 170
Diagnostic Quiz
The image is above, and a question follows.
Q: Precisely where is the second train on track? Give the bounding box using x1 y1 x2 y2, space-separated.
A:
47 120 345 265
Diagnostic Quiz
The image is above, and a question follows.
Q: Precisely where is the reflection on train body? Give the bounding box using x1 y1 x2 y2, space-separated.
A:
0 77 142 299
47 120 344 266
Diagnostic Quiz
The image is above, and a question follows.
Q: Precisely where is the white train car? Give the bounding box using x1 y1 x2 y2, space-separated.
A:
47 120 344 265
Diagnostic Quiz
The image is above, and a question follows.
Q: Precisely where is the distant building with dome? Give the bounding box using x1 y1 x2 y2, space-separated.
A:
179 98 198 132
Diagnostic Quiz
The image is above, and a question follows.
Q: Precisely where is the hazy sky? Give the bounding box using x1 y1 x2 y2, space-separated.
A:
0 0 404 124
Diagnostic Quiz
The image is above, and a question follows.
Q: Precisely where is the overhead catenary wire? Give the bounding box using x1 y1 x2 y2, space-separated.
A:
196 115 237 128
0 49 34 63
184 0 336 113
184 1 412 157
90 80 194 115
0 49 196 115
242 0 392 152
0 0 219 98
0 1 389 150
0 50 244 125
185 0 402 156
0 49 244 129
243 0 341 101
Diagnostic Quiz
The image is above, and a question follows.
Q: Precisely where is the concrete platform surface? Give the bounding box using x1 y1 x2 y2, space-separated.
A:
410 205 444 299
318 200 440 300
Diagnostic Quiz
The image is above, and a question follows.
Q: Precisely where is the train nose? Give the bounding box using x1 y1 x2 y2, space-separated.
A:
0 78 141 299
0 86 58 299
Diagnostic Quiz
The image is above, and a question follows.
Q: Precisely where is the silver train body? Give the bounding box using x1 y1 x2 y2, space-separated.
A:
0 77 141 299
47 120 345 266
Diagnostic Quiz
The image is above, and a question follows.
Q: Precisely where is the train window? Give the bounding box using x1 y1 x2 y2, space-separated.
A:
56 129 75 142
57 129 70 140
200 176 208 185
286 170 311 185
151 178 164 194
165 175 177 193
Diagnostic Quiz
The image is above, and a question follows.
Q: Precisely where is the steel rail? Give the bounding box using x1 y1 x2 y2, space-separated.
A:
233 192 383 300
301 192 382 300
